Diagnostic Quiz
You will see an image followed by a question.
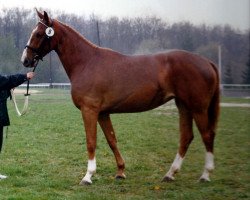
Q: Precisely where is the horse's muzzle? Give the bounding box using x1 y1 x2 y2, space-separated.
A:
22 57 39 68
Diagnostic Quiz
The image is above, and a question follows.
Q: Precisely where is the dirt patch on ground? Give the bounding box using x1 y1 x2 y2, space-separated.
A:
13 89 42 94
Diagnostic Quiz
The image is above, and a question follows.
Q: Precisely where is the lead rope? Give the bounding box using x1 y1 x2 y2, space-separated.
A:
11 20 53 116
11 90 29 116
11 66 37 116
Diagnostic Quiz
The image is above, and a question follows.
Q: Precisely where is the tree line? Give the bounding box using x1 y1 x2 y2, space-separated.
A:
0 7 249 84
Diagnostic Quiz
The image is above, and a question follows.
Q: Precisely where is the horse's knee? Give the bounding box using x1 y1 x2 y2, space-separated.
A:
201 131 215 152
181 134 194 145
179 133 194 157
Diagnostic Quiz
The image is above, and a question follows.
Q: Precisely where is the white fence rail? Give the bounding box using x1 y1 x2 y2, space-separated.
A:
18 83 250 97
18 83 71 89
221 84 250 97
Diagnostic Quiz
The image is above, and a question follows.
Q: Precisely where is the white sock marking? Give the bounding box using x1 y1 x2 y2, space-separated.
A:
205 152 214 171
82 158 96 184
0 174 7 179
200 152 214 181
166 153 184 179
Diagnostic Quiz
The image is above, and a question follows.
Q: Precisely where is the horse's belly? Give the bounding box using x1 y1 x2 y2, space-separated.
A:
109 103 163 113
106 92 171 113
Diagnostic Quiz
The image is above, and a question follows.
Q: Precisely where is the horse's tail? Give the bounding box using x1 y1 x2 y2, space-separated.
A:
208 62 220 132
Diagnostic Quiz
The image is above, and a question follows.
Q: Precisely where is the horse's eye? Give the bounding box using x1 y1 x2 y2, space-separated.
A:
36 33 42 38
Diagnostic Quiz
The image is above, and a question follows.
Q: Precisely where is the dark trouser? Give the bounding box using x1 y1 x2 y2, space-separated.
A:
0 125 3 152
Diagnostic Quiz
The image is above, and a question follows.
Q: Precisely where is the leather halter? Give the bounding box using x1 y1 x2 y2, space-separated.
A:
24 20 54 97
25 20 54 61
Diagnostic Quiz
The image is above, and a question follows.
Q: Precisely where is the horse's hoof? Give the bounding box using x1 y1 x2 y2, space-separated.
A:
0 174 8 180
79 180 92 186
115 174 126 180
162 176 175 182
199 177 211 183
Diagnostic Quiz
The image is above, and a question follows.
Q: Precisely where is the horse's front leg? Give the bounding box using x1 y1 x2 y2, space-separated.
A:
98 114 126 179
79 107 98 185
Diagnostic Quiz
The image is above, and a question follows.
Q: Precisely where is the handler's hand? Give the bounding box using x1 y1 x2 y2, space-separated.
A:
26 72 35 80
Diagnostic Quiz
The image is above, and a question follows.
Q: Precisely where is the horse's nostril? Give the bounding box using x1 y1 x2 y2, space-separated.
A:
23 59 30 67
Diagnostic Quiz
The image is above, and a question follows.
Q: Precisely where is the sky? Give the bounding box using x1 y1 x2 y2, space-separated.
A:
0 0 249 31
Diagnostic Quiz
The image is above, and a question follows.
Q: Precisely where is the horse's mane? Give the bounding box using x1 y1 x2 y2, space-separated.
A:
56 20 99 49
55 20 125 56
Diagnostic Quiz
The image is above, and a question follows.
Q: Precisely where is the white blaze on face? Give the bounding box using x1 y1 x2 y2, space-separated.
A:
21 26 38 64
21 45 28 64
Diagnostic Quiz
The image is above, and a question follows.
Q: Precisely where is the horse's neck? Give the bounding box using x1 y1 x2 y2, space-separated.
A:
55 21 98 80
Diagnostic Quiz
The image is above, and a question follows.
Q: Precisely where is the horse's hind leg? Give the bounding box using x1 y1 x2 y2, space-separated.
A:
98 114 126 179
163 103 194 182
193 111 215 182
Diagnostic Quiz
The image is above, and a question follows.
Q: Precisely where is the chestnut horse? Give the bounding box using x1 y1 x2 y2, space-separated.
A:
21 10 220 185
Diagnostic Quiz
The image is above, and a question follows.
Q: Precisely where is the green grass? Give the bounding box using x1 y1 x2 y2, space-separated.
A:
0 90 249 199
221 96 250 104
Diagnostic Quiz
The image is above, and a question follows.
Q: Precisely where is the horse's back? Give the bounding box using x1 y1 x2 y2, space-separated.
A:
72 48 218 113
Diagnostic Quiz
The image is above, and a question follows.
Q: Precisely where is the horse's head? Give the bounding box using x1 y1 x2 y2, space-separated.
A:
21 9 56 68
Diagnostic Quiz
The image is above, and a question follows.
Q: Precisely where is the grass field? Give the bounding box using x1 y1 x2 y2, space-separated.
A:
0 89 249 200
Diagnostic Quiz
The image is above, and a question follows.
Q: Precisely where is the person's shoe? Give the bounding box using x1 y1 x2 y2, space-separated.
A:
0 174 7 179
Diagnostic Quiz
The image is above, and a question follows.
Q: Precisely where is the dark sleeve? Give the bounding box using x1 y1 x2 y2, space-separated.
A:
0 74 28 90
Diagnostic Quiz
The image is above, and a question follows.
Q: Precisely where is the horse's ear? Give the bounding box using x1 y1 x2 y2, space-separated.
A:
35 8 43 20
43 11 50 24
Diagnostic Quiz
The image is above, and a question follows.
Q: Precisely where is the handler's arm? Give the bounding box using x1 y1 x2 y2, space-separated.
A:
0 74 28 90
